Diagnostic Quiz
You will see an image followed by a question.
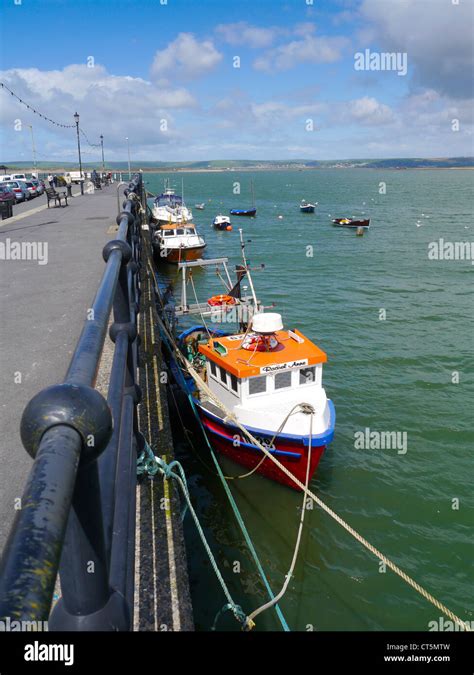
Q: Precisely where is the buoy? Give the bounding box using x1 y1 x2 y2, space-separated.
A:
278 215 283 219
207 294 236 307
226 225 232 231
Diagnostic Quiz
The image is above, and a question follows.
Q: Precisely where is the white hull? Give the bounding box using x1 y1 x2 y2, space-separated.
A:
152 205 193 224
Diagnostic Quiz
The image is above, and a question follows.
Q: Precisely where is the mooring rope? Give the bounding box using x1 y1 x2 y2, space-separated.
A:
154 307 471 632
145 257 290 631
138 440 249 629
246 406 314 626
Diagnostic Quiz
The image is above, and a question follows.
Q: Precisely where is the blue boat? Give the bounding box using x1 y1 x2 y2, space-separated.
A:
230 179 256 217
230 208 256 217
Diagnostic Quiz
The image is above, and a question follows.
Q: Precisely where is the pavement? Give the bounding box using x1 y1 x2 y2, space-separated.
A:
0 185 121 552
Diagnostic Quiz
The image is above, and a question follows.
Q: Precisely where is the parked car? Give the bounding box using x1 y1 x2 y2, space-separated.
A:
0 184 16 203
0 175 12 183
31 179 44 195
24 181 38 198
11 173 27 181
6 180 29 202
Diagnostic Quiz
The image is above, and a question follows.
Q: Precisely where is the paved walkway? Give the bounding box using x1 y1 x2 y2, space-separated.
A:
0 186 122 551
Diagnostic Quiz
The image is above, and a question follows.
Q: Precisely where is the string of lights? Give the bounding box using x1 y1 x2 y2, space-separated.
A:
1 82 103 150
1 81 75 128
80 129 101 149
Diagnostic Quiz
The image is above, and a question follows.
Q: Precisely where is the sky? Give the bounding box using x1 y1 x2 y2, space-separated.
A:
0 0 473 163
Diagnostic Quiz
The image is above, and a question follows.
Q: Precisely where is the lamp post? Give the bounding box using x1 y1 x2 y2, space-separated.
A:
100 134 105 172
74 112 84 195
27 125 38 179
125 136 131 180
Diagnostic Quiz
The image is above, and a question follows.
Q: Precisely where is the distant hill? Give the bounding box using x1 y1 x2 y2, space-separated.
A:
2 157 473 171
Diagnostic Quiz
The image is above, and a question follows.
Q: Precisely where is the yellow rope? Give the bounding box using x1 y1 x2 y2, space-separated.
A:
149 260 471 632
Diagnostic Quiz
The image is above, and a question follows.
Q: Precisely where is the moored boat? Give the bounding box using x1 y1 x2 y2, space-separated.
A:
160 231 335 490
213 214 232 231
151 180 193 225
300 199 316 213
195 203 205 210
152 222 206 263
230 208 257 217
230 179 256 217
191 313 335 489
332 217 370 228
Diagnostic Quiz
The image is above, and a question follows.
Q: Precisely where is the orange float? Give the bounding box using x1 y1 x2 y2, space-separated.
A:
207 294 236 307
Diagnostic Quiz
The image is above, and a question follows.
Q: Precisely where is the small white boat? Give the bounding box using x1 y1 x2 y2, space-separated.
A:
151 180 193 225
195 203 205 210
152 223 206 263
213 214 232 231
300 200 317 213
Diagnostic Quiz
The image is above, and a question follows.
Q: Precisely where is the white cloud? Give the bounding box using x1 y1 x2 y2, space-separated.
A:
360 0 474 99
348 96 395 126
215 22 279 48
151 33 222 81
254 34 348 73
0 64 196 160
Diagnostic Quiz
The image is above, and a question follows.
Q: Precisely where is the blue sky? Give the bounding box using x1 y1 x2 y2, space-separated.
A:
1 0 473 162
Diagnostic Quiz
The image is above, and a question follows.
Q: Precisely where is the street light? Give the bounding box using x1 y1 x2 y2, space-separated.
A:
27 125 38 179
74 112 84 195
125 136 131 180
100 134 105 172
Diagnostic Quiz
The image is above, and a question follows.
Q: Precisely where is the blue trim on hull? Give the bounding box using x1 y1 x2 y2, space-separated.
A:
201 421 302 458
194 396 336 448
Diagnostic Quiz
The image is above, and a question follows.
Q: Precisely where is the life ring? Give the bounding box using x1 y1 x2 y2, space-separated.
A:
207 294 236 307
242 333 279 352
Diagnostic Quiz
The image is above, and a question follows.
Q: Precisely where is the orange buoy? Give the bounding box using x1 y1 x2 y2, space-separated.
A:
207 294 236 307
226 225 233 231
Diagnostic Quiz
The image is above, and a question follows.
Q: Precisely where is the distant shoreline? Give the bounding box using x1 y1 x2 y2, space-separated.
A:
2 165 473 175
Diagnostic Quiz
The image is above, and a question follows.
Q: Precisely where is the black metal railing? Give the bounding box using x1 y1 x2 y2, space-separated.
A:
0 174 144 630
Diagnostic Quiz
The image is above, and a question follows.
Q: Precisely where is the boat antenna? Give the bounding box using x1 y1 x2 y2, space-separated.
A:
239 228 258 309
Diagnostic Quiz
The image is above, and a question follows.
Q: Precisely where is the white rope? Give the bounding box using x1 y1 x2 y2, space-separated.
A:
151 267 472 633
246 406 314 626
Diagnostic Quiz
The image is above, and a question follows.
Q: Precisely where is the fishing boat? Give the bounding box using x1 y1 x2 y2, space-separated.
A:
151 180 193 225
213 214 232 231
332 218 370 228
230 179 256 217
160 232 335 490
195 203 205 210
300 200 316 213
152 222 206 263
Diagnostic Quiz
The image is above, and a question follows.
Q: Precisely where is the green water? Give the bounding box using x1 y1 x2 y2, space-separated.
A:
146 169 473 631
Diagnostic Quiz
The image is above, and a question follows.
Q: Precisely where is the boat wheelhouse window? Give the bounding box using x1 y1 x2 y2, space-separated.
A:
176 228 185 235
219 366 227 384
230 374 239 392
249 375 267 395
300 367 315 385
185 228 194 234
275 371 292 389
163 230 174 236
209 360 217 377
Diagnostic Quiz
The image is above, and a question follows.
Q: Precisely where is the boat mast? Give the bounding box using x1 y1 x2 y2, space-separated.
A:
239 228 258 310
250 179 255 208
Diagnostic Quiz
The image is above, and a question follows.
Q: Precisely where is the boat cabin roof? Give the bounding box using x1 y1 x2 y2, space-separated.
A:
160 222 196 230
198 328 327 378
